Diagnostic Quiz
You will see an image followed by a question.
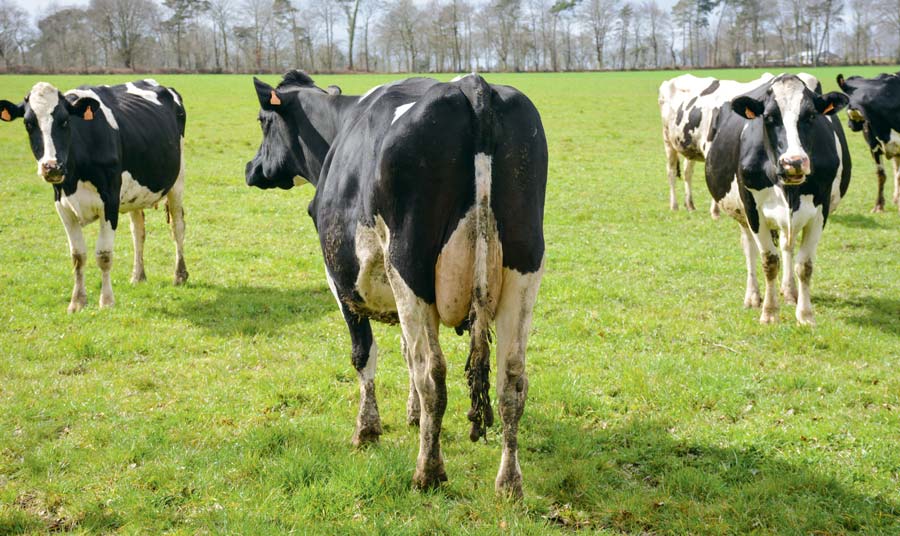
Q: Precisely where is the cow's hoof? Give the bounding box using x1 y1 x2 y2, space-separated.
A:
685 201 696 211
99 295 115 309
781 287 798 305
872 205 885 213
174 270 188 286
413 462 448 490
759 310 778 324
670 204 679 211
131 271 146 284
67 296 87 314
351 419 383 448
796 311 816 326
743 293 761 308
495 475 524 499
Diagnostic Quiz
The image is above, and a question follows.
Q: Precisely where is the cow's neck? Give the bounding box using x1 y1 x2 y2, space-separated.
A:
296 92 360 186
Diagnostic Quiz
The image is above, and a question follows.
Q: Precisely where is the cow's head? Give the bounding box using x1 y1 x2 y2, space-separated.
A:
732 75 847 185
0 82 99 184
245 75 324 190
836 73 900 142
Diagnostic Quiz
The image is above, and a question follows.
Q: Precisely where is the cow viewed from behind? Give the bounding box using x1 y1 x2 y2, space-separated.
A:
837 72 900 213
245 71 546 496
705 74 850 325
0 80 188 312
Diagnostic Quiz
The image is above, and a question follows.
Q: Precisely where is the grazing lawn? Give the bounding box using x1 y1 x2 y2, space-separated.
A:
1 67 899 534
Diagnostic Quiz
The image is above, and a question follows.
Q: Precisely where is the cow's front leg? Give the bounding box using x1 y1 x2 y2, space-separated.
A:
795 214 824 326
754 224 780 324
56 204 87 313
96 219 116 308
872 156 887 212
739 224 760 308
779 230 798 304
129 210 146 283
494 264 543 498
345 313 382 447
166 159 188 285
683 159 696 211
386 266 447 489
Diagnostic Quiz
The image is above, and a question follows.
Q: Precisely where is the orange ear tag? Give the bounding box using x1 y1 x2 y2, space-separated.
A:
83 107 94 121
745 109 756 119
0 109 10 122
270 90 281 106
822 103 834 114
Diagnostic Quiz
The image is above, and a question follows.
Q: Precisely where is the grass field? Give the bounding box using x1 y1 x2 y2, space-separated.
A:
1 67 899 534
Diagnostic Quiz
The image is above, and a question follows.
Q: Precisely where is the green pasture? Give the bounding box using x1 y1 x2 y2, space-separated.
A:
1 67 899 534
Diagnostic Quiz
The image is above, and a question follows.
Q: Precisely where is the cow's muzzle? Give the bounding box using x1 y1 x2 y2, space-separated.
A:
39 160 64 184
778 155 810 183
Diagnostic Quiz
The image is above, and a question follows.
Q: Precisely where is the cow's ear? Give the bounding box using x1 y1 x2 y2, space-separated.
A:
253 77 284 110
327 85 342 96
0 100 24 122
66 97 100 121
817 92 849 116
732 96 764 120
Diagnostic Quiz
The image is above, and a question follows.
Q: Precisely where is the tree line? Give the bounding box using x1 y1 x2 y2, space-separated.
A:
1 0 898 73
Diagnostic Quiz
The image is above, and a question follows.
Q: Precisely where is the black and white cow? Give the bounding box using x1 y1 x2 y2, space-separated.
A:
837 73 900 213
659 73 774 214
0 80 188 312
705 74 850 325
245 71 546 496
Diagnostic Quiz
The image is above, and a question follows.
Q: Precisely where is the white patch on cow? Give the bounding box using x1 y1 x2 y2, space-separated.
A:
325 267 343 311
717 177 745 219
126 82 161 106
119 171 165 212
435 208 475 327
881 130 900 158
354 222 397 314
392 102 416 124
771 77 810 171
830 127 845 210
360 340 377 383
451 72 476 82
143 79 160 87
475 152 492 204
795 72 819 91
28 83 60 173
65 89 118 130
58 180 105 226
358 84 383 103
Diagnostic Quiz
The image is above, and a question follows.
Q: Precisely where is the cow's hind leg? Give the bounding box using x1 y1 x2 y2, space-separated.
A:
56 205 88 313
683 159 696 211
166 163 188 285
96 219 116 308
129 210 147 283
892 157 900 210
794 213 824 326
739 224 760 308
346 314 383 446
385 265 447 488
665 144 680 211
494 264 543 498
402 334 421 426
779 231 797 305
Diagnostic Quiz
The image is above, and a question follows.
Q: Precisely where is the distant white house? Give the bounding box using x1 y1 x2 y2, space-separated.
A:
788 51 843 65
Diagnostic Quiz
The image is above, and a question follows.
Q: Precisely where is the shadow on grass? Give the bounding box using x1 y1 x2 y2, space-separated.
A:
524 418 900 533
152 281 335 336
816 292 900 336
829 213 888 229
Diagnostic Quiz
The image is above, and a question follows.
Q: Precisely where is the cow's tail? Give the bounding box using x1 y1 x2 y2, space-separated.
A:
459 74 497 442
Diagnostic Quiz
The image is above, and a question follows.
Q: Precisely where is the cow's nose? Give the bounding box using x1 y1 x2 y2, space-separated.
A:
41 159 59 173
778 155 810 175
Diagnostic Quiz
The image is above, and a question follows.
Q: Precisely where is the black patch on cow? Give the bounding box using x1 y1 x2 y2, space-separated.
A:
680 107 704 159
676 103 684 125
700 80 720 96
278 70 317 89
687 96 697 109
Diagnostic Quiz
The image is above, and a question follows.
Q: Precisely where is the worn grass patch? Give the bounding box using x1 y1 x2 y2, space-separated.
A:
1 68 899 533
